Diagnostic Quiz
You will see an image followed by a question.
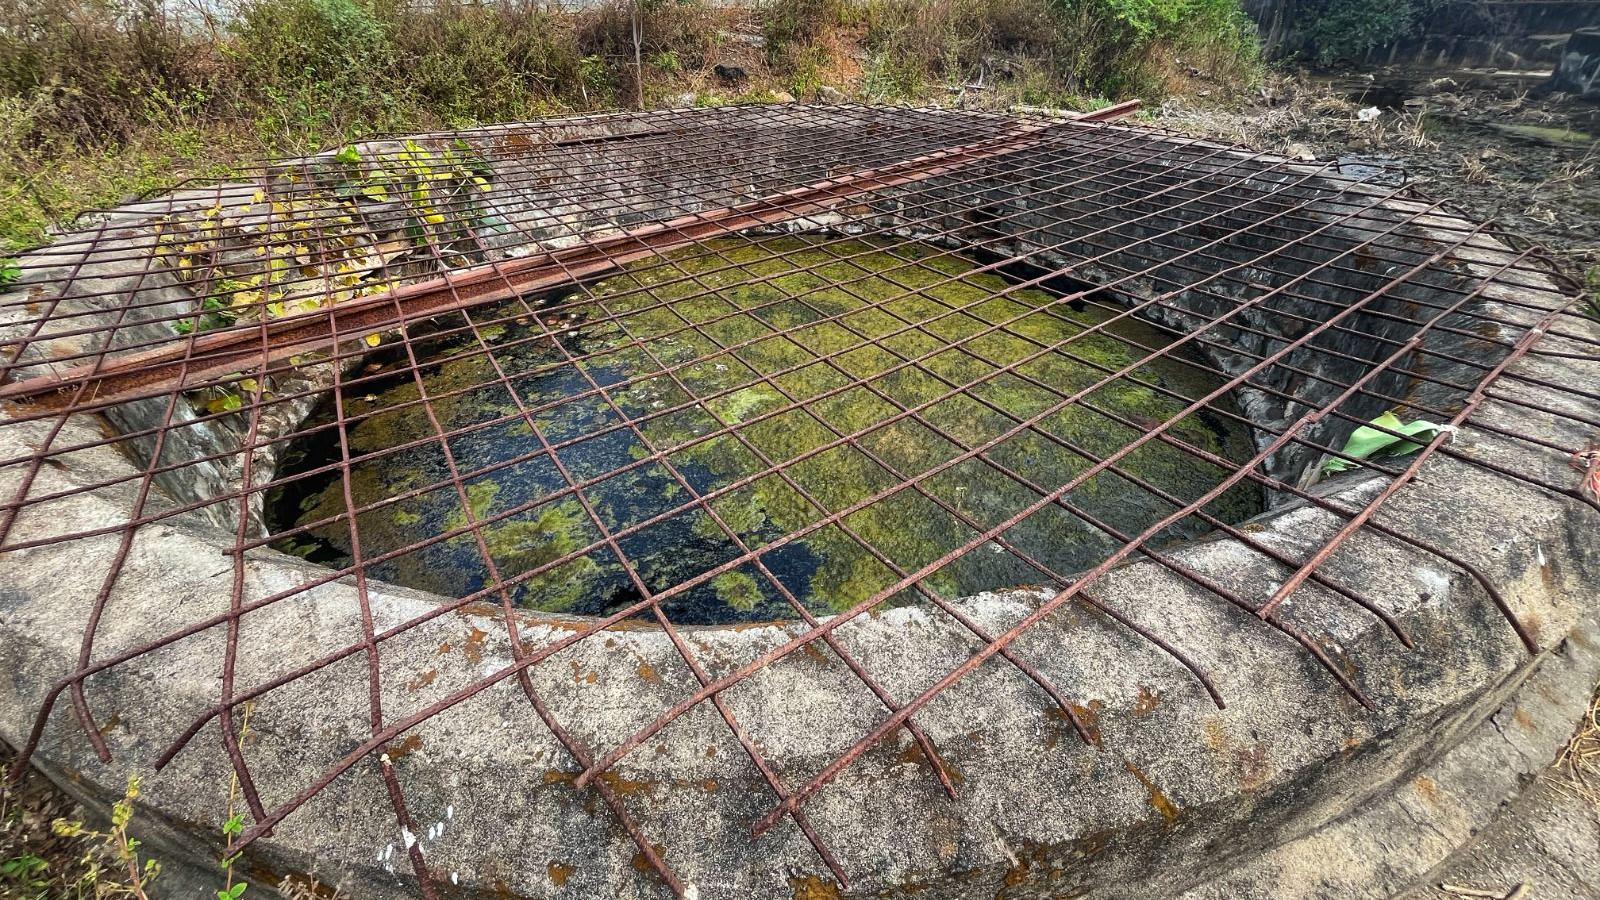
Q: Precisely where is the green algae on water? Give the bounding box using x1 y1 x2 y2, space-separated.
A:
265 235 1262 624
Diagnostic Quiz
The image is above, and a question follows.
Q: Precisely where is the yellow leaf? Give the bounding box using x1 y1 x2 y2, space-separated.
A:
364 333 382 347
206 393 243 415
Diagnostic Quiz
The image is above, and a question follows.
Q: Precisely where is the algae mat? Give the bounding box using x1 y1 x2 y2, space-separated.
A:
267 236 1261 624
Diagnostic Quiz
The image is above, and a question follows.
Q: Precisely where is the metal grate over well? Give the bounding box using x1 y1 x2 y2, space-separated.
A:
2 103 1598 896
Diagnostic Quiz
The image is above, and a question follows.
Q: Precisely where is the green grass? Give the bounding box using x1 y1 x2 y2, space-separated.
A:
0 0 1263 253
0 116 250 250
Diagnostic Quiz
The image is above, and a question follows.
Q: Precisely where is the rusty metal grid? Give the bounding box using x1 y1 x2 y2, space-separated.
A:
2 102 1598 896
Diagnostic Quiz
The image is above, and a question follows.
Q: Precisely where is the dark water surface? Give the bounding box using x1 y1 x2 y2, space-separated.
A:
267 236 1262 624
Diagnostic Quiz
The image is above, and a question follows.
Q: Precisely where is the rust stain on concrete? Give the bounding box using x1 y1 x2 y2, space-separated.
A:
462 626 488 664
790 874 842 900
407 668 437 692
631 843 667 874
1132 685 1163 717
547 861 575 887
1123 761 1179 825
385 734 424 761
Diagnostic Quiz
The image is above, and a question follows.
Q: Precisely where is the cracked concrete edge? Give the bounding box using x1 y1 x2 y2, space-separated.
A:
1400 776 1600 900
3 437 1595 900
1174 606 1600 900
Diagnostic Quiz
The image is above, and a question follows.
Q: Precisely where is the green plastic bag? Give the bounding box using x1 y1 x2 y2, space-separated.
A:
1323 411 1448 475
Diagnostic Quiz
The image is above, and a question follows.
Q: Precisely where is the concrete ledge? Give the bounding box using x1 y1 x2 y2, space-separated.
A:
1180 608 1600 900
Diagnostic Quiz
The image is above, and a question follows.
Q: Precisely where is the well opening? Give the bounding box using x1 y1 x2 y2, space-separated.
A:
262 234 1261 624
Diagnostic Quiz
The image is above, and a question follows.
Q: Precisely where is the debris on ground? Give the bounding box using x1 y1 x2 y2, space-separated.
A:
1156 69 1600 285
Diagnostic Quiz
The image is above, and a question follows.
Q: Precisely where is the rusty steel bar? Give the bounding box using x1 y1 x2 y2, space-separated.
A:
0 104 1145 409
0 126 1052 410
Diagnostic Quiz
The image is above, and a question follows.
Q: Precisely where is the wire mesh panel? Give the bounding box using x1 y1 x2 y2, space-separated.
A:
2 103 1598 896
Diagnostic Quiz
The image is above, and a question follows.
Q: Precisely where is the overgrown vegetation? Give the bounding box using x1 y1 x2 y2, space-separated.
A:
1 764 159 900
0 0 1261 252
1287 0 1442 64
1 709 324 900
764 0 1259 104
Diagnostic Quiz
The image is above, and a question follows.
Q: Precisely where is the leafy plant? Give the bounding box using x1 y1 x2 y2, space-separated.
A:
1323 410 1447 475
51 775 161 899
1 853 49 893
650 50 681 74
1300 0 1436 64
216 701 256 900
578 54 611 107
0 258 19 285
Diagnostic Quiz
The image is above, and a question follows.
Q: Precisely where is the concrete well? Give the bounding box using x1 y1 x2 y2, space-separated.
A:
1 106 1597 899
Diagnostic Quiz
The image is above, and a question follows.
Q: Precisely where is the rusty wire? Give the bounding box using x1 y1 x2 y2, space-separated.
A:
1 102 1597 896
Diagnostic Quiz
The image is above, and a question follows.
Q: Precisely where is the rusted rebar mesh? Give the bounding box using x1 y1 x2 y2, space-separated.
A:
1 103 1597 897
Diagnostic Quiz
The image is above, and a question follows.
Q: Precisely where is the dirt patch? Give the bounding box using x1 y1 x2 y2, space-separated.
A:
1551 682 1600 806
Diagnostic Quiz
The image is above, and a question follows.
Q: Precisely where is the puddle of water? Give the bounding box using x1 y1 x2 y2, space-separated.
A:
266 236 1262 625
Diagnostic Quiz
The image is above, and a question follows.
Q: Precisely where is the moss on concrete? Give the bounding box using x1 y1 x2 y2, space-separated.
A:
267 235 1261 623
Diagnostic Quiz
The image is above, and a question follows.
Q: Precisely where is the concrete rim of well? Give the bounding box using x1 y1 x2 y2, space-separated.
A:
1 107 1597 899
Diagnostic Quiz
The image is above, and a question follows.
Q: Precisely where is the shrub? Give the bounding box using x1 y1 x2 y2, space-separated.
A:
853 0 1068 97
576 0 720 107
1299 0 1433 64
392 1 581 124
843 0 1258 102
762 0 851 58
230 0 391 95
227 0 394 135
1062 0 1260 95
0 0 208 142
